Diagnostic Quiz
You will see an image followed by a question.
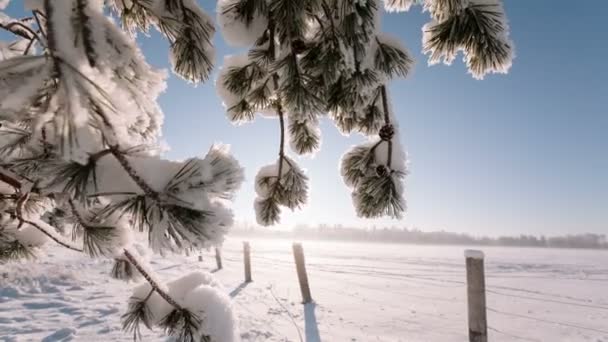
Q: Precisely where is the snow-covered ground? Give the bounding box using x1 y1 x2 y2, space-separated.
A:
1 237 608 342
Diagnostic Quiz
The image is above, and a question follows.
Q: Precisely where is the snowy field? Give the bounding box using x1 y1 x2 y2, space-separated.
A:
1 237 608 342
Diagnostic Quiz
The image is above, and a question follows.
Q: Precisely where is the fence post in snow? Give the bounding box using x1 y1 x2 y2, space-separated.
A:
465 249 488 342
292 243 312 304
215 247 223 270
243 241 252 282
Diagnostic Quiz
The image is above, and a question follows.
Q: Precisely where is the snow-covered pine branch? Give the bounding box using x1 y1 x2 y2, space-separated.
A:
216 0 513 223
2 0 514 339
1 1 242 340
422 0 514 79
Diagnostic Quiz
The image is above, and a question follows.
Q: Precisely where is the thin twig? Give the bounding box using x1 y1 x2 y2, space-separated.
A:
266 17 287 180
110 147 157 196
0 21 40 42
23 219 83 252
268 285 304 342
277 111 286 176
23 38 37 55
0 168 22 190
33 11 47 40
379 85 393 168
68 199 85 223
123 248 182 310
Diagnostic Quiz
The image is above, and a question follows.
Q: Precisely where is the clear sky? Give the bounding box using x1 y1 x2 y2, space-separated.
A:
3 1 607 236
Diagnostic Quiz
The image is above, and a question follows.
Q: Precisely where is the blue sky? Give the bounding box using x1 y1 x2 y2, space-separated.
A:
3 1 607 236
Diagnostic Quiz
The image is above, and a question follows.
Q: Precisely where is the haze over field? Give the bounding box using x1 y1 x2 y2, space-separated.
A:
232 225 608 249
2 238 608 342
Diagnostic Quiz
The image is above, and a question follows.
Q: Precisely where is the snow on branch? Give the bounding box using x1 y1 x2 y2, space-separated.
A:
1 1 242 339
1 0 516 339
422 0 514 79
383 0 417 12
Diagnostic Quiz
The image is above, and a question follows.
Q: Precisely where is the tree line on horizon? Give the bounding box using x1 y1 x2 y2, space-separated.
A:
231 224 608 249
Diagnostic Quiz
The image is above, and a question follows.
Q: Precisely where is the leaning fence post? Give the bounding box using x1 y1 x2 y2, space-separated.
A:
243 241 252 282
465 250 488 342
215 247 223 270
292 243 312 303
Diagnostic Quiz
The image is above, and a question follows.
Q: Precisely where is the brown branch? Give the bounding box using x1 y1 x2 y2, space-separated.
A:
110 147 157 196
32 11 47 40
0 21 35 40
44 0 61 78
23 38 36 55
15 192 31 225
0 168 22 190
68 202 179 311
90 149 112 162
23 219 83 252
68 199 86 224
123 248 182 310
267 17 287 180
380 85 393 168
277 110 286 178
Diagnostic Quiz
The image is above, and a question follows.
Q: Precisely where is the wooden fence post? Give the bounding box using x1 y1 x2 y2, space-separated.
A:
243 241 252 282
292 243 312 303
465 250 488 342
215 247 223 270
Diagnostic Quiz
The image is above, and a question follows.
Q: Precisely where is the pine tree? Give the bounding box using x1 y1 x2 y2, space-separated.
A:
216 0 513 225
1 1 242 340
1 0 514 340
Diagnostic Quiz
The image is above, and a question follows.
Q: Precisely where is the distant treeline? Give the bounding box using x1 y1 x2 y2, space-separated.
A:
231 224 608 250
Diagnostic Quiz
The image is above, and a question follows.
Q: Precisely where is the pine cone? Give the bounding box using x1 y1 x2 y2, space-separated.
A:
292 39 307 55
376 165 389 177
379 124 395 141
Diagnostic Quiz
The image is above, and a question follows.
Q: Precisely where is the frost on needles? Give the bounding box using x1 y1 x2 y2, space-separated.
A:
1 0 514 341
1 0 242 341
216 0 513 225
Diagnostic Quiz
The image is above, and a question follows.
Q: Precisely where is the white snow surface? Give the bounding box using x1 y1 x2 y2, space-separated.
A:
464 249 485 259
1 238 608 341
216 0 268 48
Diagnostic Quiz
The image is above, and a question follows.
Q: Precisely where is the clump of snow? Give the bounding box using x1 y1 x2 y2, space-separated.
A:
382 0 415 12
373 138 408 174
464 249 485 260
217 0 268 48
254 159 294 198
254 164 279 198
204 200 235 247
13 224 50 247
183 284 241 342
108 225 135 256
216 54 252 122
168 271 223 296
131 281 173 325
201 144 245 200
131 272 229 328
